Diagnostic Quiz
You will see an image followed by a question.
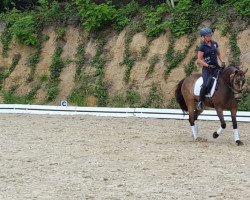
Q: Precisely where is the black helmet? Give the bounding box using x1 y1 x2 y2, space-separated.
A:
200 27 212 36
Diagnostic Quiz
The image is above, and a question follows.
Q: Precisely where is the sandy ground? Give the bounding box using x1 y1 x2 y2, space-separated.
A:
0 114 249 200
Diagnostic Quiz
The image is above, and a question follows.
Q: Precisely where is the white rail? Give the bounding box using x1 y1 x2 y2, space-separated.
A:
0 104 250 122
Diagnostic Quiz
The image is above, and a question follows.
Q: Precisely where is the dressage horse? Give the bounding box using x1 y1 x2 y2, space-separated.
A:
175 65 248 145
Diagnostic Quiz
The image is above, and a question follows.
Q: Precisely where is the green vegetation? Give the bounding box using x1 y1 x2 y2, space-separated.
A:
146 55 160 76
1 28 12 57
3 85 40 104
229 32 241 66
27 43 42 82
46 46 65 101
121 24 138 84
141 83 163 108
164 35 195 76
143 3 170 37
55 27 66 41
10 15 38 46
126 89 141 108
238 89 250 111
0 54 21 86
184 56 197 76
234 0 250 18
0 0 249 109
92 37 108 106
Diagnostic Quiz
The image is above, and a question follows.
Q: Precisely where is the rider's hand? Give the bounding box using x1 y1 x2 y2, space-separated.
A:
208 65 216 69
221 62 226 69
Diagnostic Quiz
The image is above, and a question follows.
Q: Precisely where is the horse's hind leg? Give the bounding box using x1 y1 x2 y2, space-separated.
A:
213 108 226 139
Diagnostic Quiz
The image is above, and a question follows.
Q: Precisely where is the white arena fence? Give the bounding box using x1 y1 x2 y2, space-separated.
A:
0 104 250 122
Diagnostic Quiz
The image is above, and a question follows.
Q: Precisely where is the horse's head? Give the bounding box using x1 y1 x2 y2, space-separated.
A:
229 67 248 101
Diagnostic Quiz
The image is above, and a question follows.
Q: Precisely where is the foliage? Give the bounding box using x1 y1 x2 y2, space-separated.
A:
46 46 64 102
37 0 63 24
143 3 171 37
10 15 38 46
27 43 42 82
69 74 94 106
122 53 135 84
146 55 160 76
165 35 195 76
0 67 5 90
217 17 229 36
170 0 193 36
201 0 218 18
76 0 116 32
141 83 163 108
1 28 12 57
55 27 66 41
114 1 139 31
234 0 250 17
38 73 49 82
167 96 180 109
50 46 64 81
139 45 149 58
94 78 108 106
89 37 109 106
109 94 126 107
3 85 39 104
75 43 86 77
45 81 59 102
238 89 250 111
184 56 197 76
120 22 141 83
9 53 21 74
229 32 241 66
126 89 141 107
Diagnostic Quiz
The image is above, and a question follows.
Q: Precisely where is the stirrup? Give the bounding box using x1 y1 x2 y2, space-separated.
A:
196 101 203 110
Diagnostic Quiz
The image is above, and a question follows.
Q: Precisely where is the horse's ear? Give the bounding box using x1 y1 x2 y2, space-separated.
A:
243 68 248 74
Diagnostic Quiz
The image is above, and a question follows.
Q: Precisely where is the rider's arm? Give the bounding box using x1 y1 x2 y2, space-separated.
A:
217 47 224 63
197 51 209 67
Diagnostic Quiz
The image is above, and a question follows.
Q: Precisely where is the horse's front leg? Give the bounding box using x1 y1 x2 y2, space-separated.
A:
231 108 243 146
188 104 199 140
213 108 226 139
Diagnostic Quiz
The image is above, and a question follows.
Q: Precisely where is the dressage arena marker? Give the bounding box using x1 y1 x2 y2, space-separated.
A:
0 104 249 122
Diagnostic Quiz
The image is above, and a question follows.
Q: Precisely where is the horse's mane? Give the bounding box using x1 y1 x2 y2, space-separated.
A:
222 64 241 75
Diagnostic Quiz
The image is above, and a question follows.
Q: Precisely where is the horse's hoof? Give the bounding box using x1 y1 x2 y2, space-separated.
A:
236 140 244 146
213 132 219 139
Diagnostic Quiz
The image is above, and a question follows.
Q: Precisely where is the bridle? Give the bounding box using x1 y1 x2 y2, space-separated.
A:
223 66 246 102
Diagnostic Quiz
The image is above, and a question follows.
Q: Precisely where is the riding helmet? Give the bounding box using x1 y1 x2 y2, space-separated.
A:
200 27 212 36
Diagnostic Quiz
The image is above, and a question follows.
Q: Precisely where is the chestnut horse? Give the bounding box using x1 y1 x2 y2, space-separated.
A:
175 65 248 145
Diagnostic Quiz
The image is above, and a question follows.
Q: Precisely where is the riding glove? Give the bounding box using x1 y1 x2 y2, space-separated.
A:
208 65 216 69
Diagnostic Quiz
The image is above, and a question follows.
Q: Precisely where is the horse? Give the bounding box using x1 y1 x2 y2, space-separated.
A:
175 65 248 145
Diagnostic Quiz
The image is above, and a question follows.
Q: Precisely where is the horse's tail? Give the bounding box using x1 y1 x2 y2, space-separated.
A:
175 79 188 112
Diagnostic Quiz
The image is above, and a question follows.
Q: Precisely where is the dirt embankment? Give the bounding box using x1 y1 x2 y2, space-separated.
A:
0 24 249 105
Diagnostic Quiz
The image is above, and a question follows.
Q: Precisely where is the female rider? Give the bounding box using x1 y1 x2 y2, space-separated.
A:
197 27 225 110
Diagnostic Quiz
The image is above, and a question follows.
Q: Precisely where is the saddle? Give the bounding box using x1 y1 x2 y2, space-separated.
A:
194 70 220 97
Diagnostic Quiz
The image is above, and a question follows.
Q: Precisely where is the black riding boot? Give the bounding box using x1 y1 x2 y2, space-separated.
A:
197 85 206 110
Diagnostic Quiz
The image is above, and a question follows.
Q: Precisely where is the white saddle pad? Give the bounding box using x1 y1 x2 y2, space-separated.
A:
194 77 217 97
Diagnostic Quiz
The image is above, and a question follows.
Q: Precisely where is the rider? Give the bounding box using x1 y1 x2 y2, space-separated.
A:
196 27 225 110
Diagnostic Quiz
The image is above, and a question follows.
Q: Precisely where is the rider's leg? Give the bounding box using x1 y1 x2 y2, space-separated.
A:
197 68 210 110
